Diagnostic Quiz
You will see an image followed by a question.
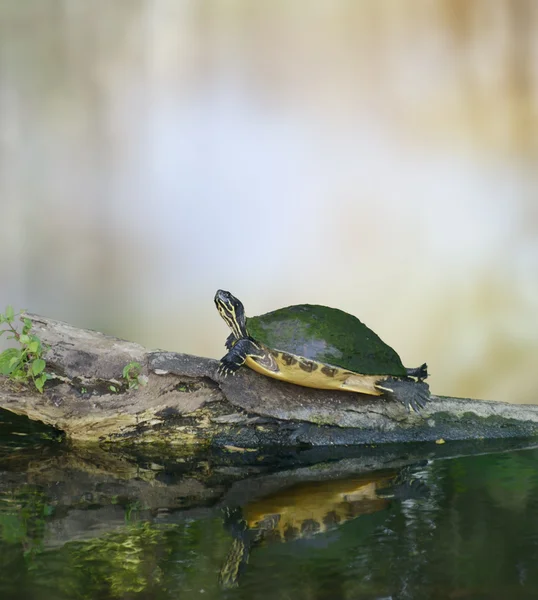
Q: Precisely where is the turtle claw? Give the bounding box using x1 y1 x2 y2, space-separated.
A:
217 362 239 379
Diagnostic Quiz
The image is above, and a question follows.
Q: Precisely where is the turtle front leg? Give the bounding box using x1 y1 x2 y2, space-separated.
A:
218 338 263 378
225 333 236 351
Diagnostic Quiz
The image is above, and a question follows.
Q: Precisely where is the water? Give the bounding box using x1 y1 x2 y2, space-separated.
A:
1 413 538 599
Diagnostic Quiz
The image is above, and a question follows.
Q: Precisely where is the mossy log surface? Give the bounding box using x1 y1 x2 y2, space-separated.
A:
1 314 538 446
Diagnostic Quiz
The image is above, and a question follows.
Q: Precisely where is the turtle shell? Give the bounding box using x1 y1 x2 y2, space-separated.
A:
246 304 407 377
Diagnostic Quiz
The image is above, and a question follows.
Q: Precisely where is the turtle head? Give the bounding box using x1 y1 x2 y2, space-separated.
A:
215 290 247 339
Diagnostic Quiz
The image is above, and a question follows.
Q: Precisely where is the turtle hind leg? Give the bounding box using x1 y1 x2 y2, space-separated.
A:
217 338 264 378
406 363 428 382
376 378 430 413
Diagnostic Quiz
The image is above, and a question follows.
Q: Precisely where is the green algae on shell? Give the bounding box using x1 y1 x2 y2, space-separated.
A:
247 304 407 376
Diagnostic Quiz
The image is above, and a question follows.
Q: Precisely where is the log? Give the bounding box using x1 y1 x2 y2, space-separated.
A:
1 314 538 446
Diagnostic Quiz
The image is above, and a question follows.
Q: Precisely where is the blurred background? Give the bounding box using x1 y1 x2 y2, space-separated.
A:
1 0 537 403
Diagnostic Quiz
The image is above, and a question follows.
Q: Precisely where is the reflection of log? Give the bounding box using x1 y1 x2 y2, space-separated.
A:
1 439 536 550
1 314 538 445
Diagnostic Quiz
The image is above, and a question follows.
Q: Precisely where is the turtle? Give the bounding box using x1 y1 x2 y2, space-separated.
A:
214 289 430 412
219 467 427 587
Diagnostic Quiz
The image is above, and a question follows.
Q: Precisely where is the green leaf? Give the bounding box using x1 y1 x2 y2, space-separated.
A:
109 385 117 393
32 358 46 376
0 349 17 361
5 305 14 322
22 318 32 334
19 334 30 344
28 337 42 353
9 355 21 369
35 374 47 393
123 362 141 379
0 349 19 375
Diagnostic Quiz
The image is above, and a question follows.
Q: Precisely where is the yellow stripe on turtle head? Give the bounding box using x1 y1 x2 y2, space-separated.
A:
215 290 247 339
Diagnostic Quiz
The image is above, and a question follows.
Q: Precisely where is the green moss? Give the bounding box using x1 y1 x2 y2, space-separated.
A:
425 411 538 440
305 413 341 427
247 304 406 376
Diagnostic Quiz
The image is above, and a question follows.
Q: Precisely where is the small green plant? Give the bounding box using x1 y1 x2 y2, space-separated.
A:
0 306 49 393
122 361 145 390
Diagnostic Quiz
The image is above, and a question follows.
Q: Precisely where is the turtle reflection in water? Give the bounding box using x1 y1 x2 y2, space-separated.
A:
215 290 430 412
219 468 426 587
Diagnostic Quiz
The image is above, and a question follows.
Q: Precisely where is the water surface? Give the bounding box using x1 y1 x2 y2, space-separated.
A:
1 414 538 599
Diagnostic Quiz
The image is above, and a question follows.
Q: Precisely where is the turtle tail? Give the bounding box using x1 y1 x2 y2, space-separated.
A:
406 363 428 381
376 379 430 413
